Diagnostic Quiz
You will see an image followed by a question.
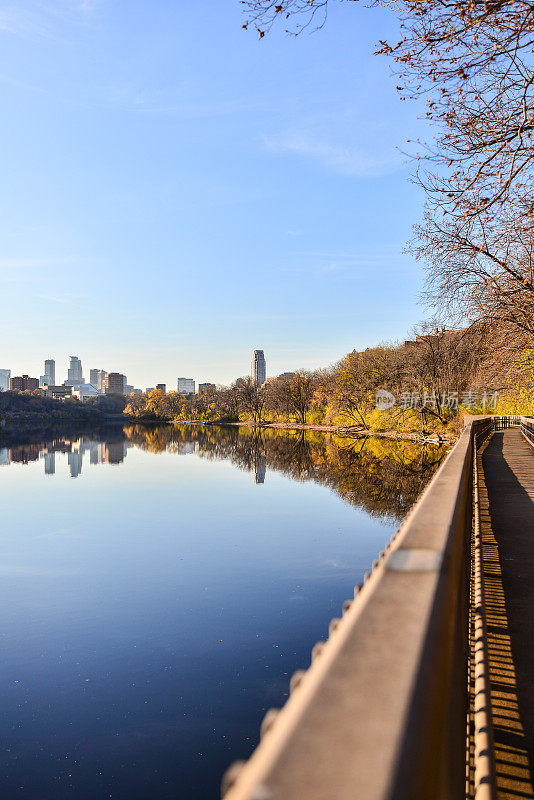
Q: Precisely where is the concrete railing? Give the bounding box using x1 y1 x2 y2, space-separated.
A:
222 417 497 800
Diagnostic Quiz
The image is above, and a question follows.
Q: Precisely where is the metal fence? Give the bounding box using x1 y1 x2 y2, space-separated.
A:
222 416 534 800
492 415 520 430
520 417 534 447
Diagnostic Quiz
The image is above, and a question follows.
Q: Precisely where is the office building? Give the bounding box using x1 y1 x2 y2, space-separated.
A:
156 383 166 393
45 385 72 400
0 369 10 392
103 373 126 395
41 359 55 387
65 356 83 386
198 383 215 395
10 375 39 392
177 378 195 394
72 384 100 400
251 350 266 387
90 369 107 391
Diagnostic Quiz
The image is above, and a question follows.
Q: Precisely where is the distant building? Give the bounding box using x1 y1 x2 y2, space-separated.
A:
146 387 155 393
40 360 55 387
90 369 107 391
66 356 83 386
251 350 266 387
45 385 72 400
0 448 9 466
0 369 10 392
103 373 126 395
10 375 39 392
72 384 100 400
198 382 216 395
45 359 55 385
177 378 195 394
156 383 166 393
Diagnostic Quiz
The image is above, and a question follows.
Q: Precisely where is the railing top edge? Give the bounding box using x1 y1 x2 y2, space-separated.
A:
224 413 476 800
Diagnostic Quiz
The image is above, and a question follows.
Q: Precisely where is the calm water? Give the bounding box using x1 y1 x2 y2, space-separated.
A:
0 424 444 799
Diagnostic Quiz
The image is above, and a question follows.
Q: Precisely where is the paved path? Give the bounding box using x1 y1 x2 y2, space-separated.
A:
478 429 534 799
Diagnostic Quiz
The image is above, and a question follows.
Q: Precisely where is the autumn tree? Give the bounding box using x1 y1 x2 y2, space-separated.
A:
267 370 316 424
235 376 268 424
243 1 534 340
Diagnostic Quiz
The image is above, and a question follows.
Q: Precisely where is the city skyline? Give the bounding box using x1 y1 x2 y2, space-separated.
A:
0 2 426 387
2 348 271 395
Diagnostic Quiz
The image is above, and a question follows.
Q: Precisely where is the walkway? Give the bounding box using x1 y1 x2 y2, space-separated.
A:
478 429 534 799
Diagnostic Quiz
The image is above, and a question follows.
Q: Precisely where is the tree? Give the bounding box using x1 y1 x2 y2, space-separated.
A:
330 346 397 428
235 376 268 424
243 1 534 340
267 370 316 424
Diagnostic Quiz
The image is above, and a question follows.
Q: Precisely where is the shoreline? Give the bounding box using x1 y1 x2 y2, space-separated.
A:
171 418 453 445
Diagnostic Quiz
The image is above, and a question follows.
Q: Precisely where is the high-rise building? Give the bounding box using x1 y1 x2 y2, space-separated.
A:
90 368 107 391
251 350 266 387
198 382 216 395
0 369 10 392
10 375 39 392
40 359 55 387
65 356 83 386
103 373 126 395
156 383 166 393
177 378 195 394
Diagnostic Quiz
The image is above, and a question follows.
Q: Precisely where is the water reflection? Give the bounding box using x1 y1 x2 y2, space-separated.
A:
0 436 130 477
0 423 446 800
1 424 446 522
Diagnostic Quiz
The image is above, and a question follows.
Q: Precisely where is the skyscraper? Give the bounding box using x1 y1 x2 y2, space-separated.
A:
251 350 266 387
66 356 83 386
103 373 126 395
177 378 195 394
90 369 107 391
40 359 55 387
0 369 10 392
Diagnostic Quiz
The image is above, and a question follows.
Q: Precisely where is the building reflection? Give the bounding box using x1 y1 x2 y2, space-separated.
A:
0 435 130 477
253 452 266 484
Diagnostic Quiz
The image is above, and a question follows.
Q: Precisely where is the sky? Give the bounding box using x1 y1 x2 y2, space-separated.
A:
0 0 430 389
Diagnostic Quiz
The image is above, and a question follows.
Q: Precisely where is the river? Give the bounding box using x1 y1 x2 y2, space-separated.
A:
0 424 445 799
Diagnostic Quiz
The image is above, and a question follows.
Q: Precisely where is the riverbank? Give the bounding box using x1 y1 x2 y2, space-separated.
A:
170 418 455 445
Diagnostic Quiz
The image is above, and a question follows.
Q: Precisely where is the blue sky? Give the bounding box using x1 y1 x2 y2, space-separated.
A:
0 1 428 389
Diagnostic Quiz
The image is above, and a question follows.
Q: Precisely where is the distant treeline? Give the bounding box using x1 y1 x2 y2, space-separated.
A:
125 323 530 434
0 390 127 431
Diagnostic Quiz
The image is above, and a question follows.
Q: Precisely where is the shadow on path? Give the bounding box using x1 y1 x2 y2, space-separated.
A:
479 430 534 799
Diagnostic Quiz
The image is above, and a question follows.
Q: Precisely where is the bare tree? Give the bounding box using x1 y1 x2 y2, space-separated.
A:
235 376 268 424
267 370 316 424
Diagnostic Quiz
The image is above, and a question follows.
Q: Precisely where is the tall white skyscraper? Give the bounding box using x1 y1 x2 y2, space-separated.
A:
177 378 195 394
40 359 55 387
0 369 10 392
251 350 266 387
66 356 83 386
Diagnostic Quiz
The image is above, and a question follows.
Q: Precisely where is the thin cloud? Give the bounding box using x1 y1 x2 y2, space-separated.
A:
263 132 402 177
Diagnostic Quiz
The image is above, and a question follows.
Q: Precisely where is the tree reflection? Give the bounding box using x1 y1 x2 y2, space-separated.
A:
124 424 446 524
